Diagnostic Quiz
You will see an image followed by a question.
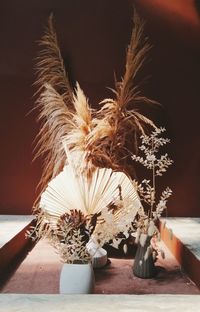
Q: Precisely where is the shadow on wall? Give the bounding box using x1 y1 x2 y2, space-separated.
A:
194 0 200 16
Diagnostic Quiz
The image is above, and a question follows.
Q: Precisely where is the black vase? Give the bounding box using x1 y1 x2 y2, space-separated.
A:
133 233 156 279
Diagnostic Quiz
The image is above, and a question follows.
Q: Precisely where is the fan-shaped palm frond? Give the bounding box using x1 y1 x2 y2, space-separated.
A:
39 163 140 220
29 160 141 262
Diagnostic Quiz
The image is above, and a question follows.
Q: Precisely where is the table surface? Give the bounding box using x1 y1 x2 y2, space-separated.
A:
1 239 200 295
0 294 200 312
0 215 34 248
161 217 200 260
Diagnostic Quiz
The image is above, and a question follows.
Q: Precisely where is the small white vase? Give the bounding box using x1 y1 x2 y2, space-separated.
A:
59 263 95 294
86 239 108 268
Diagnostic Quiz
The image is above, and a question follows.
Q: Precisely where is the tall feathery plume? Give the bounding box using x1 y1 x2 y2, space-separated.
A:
34 82 95 208
87 11 157 175
61 82 98 178
33 14 74 201
62 83 93 157
34 83 74 196
33 15 75 208
35 13 73 105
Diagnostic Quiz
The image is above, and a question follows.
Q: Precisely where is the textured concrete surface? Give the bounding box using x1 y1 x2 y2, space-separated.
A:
1 239 200 294
1 216 200 295
0 215 34 248
161 218 200 260
0 215 35 278
0 294 200 312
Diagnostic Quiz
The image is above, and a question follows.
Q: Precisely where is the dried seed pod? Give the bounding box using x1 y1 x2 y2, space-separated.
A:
148 220 155 236
135 228 141 244
160 249 165 259
152 250 157 260
123 244 128 254
139 233 147 247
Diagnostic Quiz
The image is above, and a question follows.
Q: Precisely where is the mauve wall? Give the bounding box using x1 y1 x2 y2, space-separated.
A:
0 0 200 216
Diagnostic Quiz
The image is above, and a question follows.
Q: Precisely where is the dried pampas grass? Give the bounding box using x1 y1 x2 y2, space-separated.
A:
86 12 157 174
34 79 95 199
35 13 73 105
34 11 156 196
34 83 73 192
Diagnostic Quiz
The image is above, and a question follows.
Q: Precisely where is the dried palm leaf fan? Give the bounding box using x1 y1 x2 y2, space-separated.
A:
39 160 141 225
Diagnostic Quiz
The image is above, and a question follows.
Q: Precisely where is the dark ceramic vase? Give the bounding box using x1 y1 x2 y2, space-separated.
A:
133 233 156 279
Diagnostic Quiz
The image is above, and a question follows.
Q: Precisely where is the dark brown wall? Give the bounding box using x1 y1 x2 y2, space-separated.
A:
0 0 200 216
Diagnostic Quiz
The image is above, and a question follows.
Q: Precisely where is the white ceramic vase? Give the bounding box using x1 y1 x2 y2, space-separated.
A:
86 239 108 268
59 262 95 294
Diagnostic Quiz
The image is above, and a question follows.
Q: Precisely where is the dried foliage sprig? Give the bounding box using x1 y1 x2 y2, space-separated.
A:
27 209 92 263
132 127 173 235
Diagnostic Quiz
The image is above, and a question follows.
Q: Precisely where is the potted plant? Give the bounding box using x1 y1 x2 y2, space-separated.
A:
28 153 141 293
131 127 173 278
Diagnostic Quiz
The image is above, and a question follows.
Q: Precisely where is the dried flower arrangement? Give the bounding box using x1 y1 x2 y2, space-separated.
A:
131 127 173 265
28 158 141 263
28 11 168 265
